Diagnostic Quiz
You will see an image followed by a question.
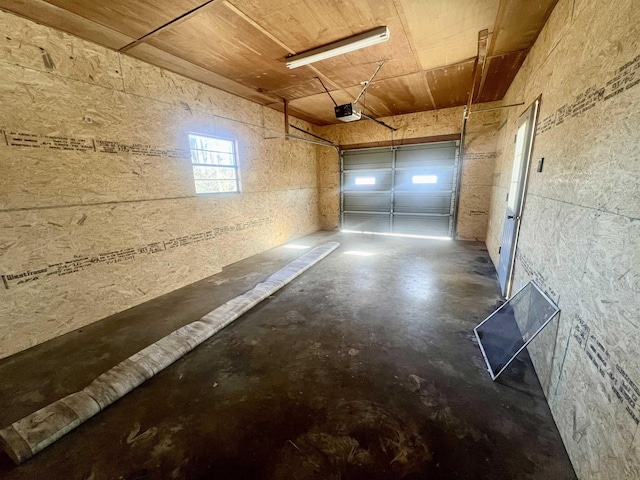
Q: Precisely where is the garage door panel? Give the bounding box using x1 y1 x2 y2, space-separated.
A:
343 192 391 212
343 213 390 233
343 170 392 191
395 145 457 168
342 150 392 170
394 192 452 215
393 215 450 236
342 142 458 237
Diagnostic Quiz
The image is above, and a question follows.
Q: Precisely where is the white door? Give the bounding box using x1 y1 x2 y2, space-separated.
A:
497 98 540 297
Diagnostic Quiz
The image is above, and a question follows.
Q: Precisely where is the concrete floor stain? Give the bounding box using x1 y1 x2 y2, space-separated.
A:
0 232 576 479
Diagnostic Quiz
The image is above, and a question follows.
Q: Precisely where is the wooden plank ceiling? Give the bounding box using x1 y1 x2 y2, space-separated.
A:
0 0 558 125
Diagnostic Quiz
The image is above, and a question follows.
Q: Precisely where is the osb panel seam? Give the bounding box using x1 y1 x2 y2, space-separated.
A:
0 57 124 93
0 56 292 137
526 192 639 222
485 0 640 476
1 216 276 291
0 12 321 359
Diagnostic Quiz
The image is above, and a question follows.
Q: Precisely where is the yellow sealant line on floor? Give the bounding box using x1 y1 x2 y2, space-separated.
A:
0 242 340 465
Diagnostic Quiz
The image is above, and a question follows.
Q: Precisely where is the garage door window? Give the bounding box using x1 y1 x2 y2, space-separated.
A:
412 175 437 184
355 176 376 185
189 134 240 194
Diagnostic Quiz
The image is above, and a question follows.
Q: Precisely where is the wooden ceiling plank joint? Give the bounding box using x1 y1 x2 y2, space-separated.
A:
221 0 296 55
220 1 344 98
119 0 218 53
390 0 424 78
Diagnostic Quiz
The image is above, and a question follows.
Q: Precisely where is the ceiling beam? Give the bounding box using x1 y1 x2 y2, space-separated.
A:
466 29 489 117
119 0 218 53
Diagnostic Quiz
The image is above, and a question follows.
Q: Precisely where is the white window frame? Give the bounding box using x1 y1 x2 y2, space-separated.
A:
189 133 240 195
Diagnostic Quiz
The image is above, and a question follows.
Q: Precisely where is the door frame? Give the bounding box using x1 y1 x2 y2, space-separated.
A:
499 95 542 298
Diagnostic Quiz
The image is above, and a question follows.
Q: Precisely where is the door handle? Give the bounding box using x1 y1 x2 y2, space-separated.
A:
507 215 515 219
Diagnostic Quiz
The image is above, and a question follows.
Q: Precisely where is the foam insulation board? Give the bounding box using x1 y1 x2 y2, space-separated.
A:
0 10 321 359
315 106 502 240
485 0 640 477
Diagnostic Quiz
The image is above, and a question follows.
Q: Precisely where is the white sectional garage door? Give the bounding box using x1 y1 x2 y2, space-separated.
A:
341 141 460 237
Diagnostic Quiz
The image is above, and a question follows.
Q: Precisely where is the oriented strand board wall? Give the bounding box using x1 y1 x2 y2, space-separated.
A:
315 107 501 240
486 0 640 477
0 11 320 359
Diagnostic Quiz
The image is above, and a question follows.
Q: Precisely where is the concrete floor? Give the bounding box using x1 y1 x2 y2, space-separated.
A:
0 231 576 479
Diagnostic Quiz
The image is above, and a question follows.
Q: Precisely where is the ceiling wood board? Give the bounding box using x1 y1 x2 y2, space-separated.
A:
476 49 529 103
227 0 419 87
119 1 219 53
2 0 557 125
265 101 331 126
43 0 208 39
426 59 475 109
488 0 558 55
146 3 303 94
0 0 135 49
125 43 279 106
271 78 328 101
365 71 437 115
396 0 500 71
229 0 403 53
306 50 419 91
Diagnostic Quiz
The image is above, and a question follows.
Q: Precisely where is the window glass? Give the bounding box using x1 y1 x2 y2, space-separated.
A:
189 134 239 194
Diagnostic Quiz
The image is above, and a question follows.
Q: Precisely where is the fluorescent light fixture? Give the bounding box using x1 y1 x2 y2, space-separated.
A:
286 26 390 69
355 176 376 185
412 175 437 184
284 244 311 250
341 229 451 241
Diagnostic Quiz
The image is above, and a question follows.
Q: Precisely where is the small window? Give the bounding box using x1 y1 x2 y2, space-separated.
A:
189 134 239 194
355 176 376 185
412 174 437 184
